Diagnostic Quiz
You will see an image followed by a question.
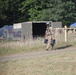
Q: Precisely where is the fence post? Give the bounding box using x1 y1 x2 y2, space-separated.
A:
64 25 67 42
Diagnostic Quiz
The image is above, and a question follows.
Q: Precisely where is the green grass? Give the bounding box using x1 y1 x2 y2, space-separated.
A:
0 38 76 56
0 49 76 75
0 38 76 75
0 39 46 56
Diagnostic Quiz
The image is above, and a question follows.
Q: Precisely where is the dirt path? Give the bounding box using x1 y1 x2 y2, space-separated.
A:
0 47 76 61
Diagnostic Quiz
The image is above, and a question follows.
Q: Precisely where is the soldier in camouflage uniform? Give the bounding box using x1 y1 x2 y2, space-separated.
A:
45 27 53 51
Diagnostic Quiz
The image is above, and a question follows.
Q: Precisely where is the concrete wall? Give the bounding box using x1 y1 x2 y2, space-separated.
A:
51 22 62 28
21 22 32 40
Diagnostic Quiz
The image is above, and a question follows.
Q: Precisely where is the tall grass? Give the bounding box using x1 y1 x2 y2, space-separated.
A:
0 37 76 56
0 38 46 56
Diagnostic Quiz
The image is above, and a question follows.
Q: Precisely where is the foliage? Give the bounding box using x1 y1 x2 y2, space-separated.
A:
0 0 23 27
0 0 76 27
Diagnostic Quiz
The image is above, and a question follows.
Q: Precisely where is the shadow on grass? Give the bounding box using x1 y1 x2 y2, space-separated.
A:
55 45 72 50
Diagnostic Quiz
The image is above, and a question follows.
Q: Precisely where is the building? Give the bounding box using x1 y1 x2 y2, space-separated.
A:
13 21 62 40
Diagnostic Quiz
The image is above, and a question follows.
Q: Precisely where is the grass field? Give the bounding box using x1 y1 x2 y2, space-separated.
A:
0 28 76 75
0 39 45 56
0 38 76 75
0 38 76 56
0 48 76 75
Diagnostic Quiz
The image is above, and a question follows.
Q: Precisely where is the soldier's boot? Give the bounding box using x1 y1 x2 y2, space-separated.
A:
51 44 54 50
45 48 48 51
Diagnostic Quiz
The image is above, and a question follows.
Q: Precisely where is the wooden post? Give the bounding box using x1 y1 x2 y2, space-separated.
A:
64 25 67 42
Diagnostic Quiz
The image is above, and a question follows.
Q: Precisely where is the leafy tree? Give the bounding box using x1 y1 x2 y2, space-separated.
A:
0 0 7 27
61 1 76 26
37 0 76 26
0 0 23 27
0 0 76 27
21 0 42 21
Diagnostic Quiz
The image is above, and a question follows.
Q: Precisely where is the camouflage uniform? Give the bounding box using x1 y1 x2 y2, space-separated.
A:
45 27 53 50
50 35 55 49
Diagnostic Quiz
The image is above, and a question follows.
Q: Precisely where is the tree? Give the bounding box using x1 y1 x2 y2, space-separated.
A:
20 0 42 21
0 0 23 27
0 0 7 27
61 1 76 26
37 0 76 26
0 0 76 27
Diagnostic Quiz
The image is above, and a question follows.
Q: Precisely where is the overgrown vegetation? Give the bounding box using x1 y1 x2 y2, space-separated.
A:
0 37 76 56
0 0 76 27
0 37 76 75
0 38 45 56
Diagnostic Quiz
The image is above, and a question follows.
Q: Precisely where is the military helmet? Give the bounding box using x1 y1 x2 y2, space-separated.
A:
46 22 51 27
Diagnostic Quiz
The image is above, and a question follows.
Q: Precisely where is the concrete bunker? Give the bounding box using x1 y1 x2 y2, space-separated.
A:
13 21 62 40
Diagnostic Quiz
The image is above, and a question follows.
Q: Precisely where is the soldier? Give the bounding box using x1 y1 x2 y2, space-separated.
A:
50 34 55 50
45 26 53 51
